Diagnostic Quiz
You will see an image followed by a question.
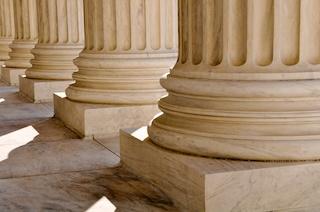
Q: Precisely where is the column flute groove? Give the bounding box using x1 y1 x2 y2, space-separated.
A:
25 0 84 80
4 0 37 69
149 0 320 161
65 0 178 104
0 0 15 62
2 0 37 86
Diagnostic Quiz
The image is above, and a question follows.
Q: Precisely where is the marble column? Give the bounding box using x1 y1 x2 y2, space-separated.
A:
2 0 37 86
0 0 15 72
20 0 84 102
65 0 178 104
148 0 320 161
120 1 320 211
54 0 178 137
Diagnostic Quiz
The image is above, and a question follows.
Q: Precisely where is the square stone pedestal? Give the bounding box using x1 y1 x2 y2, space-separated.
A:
19 75 73 103
54 92 160 138
2 67 26 86
0 61 5 79
120 127 320 212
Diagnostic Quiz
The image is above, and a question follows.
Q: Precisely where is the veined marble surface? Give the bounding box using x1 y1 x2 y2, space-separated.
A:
0 168 176 212
0 81 177 212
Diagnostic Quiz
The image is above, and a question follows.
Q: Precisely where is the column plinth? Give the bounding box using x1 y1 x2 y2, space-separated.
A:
55 0 178 137
2 0 37 86
121 1 320 211
20 0 84 102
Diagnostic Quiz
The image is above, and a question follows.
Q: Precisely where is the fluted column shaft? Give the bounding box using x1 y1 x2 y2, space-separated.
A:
25 0 84 80
65 0 178 104
5 0 37 69
0 0 15 61
149 0 320 161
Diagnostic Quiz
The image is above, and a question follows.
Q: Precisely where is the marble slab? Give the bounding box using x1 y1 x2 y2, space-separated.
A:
95 136 120 157
0 118 46 136
1 67 25 86
54 92 160 138
0 103 53 121
0 138 120 179
0 92 29 104
0 83 18 93
0 61 4 79
121 127 320 212
0 168 178 212
19 75 74 103
30 118 78 142
0 85 29 107
0 80 178 211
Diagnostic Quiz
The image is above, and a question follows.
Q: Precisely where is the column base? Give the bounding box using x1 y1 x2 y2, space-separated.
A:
0 61 5 79
54 92 160 138
19 75 73 103
120 127 320 212
2 67 26 86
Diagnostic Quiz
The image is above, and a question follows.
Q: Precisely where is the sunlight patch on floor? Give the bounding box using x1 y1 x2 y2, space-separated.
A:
0 98 5 103
0 126 39 161
85 196 116 212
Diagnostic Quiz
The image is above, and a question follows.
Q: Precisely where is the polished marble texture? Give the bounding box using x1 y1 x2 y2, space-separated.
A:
0 81 177 211
0 168 177 212
121 127 320 211
1 68 25 86
95 136 120 157
54 92 160 138
19 75 74 103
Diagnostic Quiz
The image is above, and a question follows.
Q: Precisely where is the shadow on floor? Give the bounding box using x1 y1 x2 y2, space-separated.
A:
0 84 177 211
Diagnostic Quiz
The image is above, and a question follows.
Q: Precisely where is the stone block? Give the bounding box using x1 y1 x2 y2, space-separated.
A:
19 75 73 103
54 92 160 138
0 61 5 79
2 67 26 86
120 127 320 212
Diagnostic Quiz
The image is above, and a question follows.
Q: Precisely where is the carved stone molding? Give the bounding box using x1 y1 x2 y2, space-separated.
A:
0 0 15 61
65 0 178 104
25 0 84 80
149 0 320 161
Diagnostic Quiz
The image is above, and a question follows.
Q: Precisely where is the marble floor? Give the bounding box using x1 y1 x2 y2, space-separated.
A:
0 81 178 212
